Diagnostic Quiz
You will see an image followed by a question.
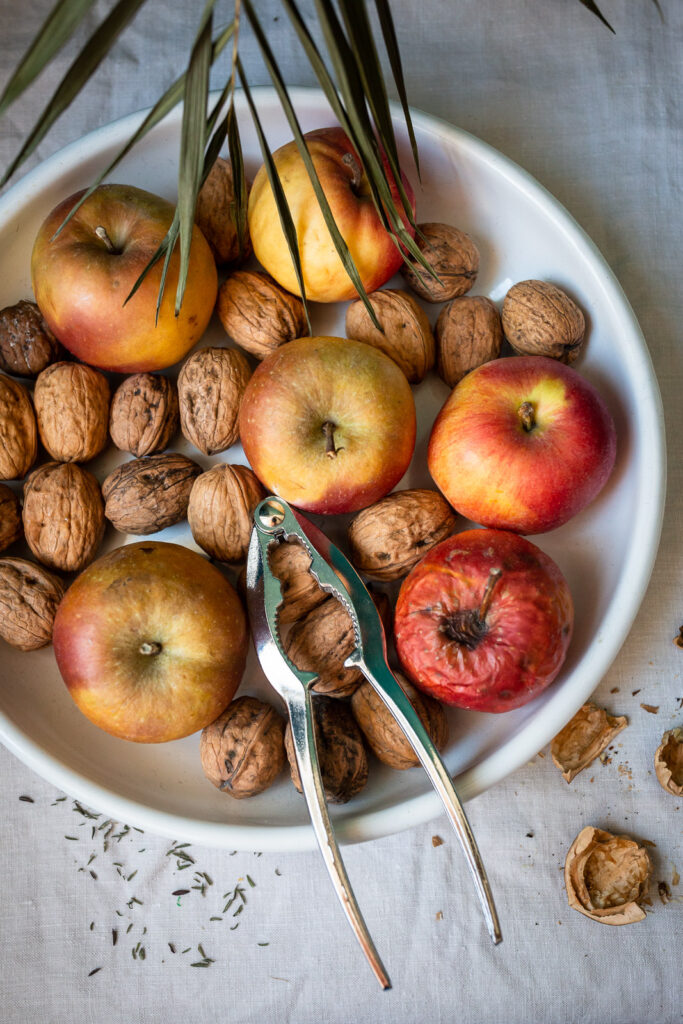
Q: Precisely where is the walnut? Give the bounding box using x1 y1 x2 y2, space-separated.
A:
0 484 22 552
22 462 104 572
188 464 265 563
285 597 363 698
0 300 62 377
654 727 683 796
0 374 37 480
200 696 286 799
436 296 503 386
551 702 628 783
347 489 458 582
345 289 435 383
285 696 368 804
401 223 479 303
195 157 251 267
266 539 328 625
565 826 651 925
351 671 448 770
217 271 308 360
102 454 201 535
109 373 179 457
178 347 252 455
34 361 110 463
0 556 66 650
502 280 585 362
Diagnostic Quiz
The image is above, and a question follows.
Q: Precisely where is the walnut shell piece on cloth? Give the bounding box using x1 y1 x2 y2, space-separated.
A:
195 157 251 267
0 556 66 650
345 289 435 383
550 702 628 783
102 453 201 535
502 280 585 363
109 373 179 457
178 346 252 455
200 696 286 799
564 826 652 925
267 539 328 625
285 597 363 699
188 463 265 563
436 295 503 387
0 374 37 480
654 727 683 796
34 361 110 463
401 222 479 303
0 300 62 378
217 270 308 360
285 696 368 804
22 462 104 572
351 671 448 770
0 484 22 552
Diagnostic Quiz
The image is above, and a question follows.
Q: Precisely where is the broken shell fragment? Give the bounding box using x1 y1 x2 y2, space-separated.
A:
654 727 683 796
551 702 628 782
564 826 651 925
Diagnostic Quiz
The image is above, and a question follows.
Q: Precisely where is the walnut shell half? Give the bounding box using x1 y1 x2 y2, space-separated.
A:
0 557 66 650
23 462 104 572
551 702 628 783
109 373 179 457
345 289 435 383
195 157 251 267
565 826 651 925
188 464 265 563
351 671 448 770
102 454 201 535
178 347 252 455
285 696 368 804
436 296 503 387
0 300 62 378
34 361 110 463
654 727 683 796
401 222 479 303
0 374 37 480
502 280 585 363
0 484 22 552
200 696 286 799
285 597 363 698
217 270 308 360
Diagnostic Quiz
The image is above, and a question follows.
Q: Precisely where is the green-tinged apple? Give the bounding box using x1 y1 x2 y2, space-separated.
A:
31 184 217 373
239 336 416 515
428 356 617 534
53 542 247 742
247 127 415 303
395 529 574 712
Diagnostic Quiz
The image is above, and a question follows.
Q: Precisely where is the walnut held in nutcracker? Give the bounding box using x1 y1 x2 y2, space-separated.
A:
564 826 651 925
178 346 251 455
0 484 22 552
285 696 368 804
502 280 585 363
285 596 363 698
217 271 308 361
102 453 201 535
401 222 479 303
109 373 179 457
0 556 66 650
23 462 104 572
0 374 37 480
267 539 327 625
195 157 251 267
0 300 62 377
654 727 683 796
188 464 265 563
34 361 110 463
345 289 435 383
200 696 286 799
436 296 503 387
351 671 448 770
551 702 628 783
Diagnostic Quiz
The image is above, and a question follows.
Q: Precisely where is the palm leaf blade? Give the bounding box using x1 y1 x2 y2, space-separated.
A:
373 0 420 176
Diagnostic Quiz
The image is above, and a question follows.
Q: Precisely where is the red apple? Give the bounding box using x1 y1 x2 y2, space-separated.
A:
239 336 416 515
53 541 247 742
31 184 218 373
247 127 415 303
394 529 574 712
428 356 617 534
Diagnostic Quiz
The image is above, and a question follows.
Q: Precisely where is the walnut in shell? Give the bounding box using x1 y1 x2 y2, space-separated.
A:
285 696 368 804
0 374 37 480
217 271 308 361
654 727 683 796
436 295 503 387
347 489 458 582
188 464 266 563
502 280 585 363
178 347 252 455
285 597 363 698
0 484 22 552
351 671 448 770
267 539 327 625
195 157 251 266
34 361 110 463
345 289 435 383
109 373 179 457
401 222 479 303
0 300 62 377
200 696 286 799
551 702 628 783
102 454 201 535
564 826 651 925
23 462 104 572
0 556 66 650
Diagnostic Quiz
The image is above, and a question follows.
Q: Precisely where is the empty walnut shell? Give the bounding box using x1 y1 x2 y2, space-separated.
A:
551 702 628 783
436 296 503 387
565 826 651 925
351 671 448 770
654 727 683 796
0 484 22 552
34 361 110 463
267 539 327 625
502 280 585 363
285 696 368 804
188 464 266 563
200 696 286 799
195 157 251 267
109 373 179 457
23 462 104 572
285 597 363 698
401 222 479 303
0 374 37 480
0 300 62 377
0 556 66 650
102 454 201 535
217 270 308 360
345 289 435 383
347 489 458 582
178 347 252 455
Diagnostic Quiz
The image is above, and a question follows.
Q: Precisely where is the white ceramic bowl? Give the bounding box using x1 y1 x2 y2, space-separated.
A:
0 88 665 850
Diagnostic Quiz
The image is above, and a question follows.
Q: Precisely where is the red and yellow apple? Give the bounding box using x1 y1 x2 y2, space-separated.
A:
428 356 617 534
53 541 247 742
31 184 218 373
394 528 574 712
239 336 416 515
247 126 415 302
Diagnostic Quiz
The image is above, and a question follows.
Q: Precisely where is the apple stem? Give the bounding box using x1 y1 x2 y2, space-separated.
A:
518 401 536 432
139 641 162 656
322 420 342 459
95 225 119 254
478 568 502 622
